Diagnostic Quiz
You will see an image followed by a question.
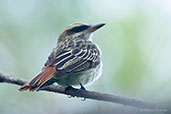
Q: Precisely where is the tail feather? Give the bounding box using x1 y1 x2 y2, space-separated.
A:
18 66 56 91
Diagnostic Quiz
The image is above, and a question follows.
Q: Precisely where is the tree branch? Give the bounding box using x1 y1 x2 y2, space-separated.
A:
0 71 167 112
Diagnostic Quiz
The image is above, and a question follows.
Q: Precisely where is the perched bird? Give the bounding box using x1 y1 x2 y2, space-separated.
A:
18 22 105 92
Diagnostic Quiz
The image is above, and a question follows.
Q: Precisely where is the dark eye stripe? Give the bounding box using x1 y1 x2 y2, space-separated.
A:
68 25 90 34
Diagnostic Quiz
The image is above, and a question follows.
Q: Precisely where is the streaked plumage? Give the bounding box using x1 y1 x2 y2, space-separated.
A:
19 22 105 91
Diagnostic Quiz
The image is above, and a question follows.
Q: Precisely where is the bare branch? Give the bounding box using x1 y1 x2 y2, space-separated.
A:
0 71 167 112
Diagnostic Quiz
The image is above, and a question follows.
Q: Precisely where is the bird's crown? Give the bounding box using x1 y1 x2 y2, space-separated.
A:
58 22 105 43
66 23 88 30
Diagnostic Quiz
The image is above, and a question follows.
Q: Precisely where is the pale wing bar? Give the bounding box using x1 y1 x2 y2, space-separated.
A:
54 48 99 73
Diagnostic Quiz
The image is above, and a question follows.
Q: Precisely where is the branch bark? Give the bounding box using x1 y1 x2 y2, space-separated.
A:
0 71 167 112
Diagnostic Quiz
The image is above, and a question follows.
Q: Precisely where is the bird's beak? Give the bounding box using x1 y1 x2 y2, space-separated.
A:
87 23 105 33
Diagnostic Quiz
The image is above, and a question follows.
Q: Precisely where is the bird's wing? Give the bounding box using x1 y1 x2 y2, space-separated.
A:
53 40 101 74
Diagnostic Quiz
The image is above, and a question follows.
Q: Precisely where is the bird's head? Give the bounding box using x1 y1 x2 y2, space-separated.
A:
58 23 105 43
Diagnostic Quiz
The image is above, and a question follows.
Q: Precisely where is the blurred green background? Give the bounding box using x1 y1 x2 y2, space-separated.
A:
0 0 171 114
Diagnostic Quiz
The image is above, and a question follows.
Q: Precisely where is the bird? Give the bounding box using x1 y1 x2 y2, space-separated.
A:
18 22 105 92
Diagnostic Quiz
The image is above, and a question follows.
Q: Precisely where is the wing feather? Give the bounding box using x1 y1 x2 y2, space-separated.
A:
45 39 101 76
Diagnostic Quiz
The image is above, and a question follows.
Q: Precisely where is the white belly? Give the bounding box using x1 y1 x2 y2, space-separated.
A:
55 62 103 87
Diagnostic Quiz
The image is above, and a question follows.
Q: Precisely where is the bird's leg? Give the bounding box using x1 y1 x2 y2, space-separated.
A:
76 83 86 101
65 83 86 100
79 83 86 91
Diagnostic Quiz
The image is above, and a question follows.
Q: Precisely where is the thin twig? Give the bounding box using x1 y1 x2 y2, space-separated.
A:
0 71 167 112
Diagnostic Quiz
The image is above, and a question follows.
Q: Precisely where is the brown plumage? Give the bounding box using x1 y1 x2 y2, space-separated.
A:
18 65 56 91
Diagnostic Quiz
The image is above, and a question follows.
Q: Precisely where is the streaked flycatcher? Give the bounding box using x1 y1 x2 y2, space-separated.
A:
19 23 105 91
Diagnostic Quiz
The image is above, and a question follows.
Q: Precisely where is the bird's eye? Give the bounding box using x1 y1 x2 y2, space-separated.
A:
72 27 81 32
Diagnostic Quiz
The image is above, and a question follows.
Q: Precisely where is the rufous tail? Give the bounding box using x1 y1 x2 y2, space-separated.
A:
18 66 56 91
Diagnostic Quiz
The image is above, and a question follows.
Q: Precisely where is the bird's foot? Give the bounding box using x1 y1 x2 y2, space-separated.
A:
65 85 76 98
64 83 86 100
